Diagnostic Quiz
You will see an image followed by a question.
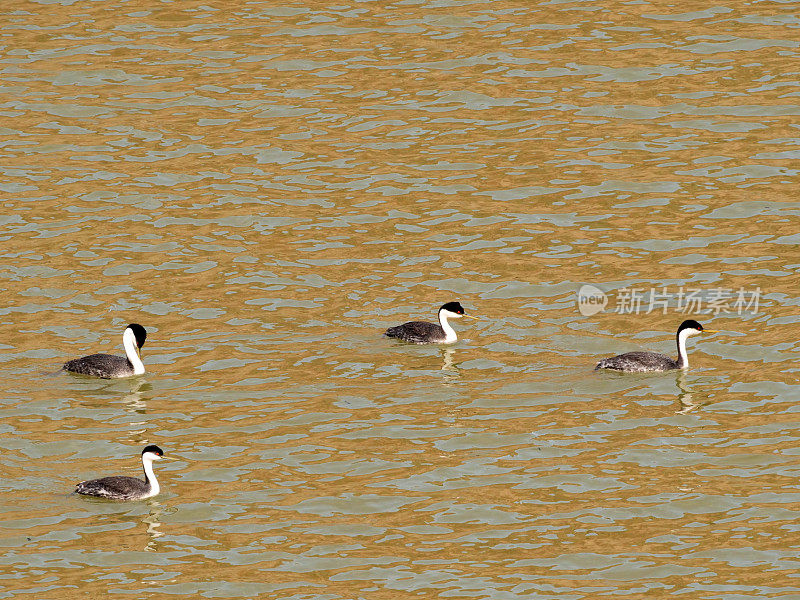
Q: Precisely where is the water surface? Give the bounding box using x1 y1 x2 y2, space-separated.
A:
2 0 800 598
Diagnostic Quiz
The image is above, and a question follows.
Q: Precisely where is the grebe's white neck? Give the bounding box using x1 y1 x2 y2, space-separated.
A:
438 308 462 344
142 453 161 497
675 327 700 369
123 327 145 375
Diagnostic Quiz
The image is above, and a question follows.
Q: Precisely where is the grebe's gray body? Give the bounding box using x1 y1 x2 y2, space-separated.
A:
385 302 476 344
595 320 715 373
63 324 147 378
75 445 166 501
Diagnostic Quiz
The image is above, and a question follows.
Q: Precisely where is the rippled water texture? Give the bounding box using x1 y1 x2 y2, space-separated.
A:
1 0 799 598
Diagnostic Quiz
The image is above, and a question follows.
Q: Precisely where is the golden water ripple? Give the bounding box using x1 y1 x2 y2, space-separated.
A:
1 0 799 598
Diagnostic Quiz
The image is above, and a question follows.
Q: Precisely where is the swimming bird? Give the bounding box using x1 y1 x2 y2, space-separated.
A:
75 445 168 501
385 301 477 344
595 319 716 372
63 323 147 378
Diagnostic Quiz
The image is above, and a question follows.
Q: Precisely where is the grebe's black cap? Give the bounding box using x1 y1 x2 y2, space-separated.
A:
677 319 703 332
439 302 465 315
127 324 147 348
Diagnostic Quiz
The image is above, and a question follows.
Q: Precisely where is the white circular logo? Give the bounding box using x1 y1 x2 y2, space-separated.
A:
577 284 607 316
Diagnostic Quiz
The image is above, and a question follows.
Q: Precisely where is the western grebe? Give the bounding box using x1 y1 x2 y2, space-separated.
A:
63 323 147 378
595 319 717 372
75 445 168 501
385 301 477 344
